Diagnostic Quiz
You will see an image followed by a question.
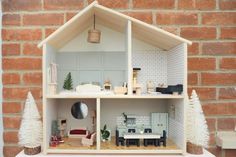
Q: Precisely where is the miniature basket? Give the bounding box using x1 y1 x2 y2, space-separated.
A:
187 142 203 155
24 146 41 155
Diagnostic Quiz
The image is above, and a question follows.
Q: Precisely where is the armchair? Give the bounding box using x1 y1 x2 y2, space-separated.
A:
81 132 96 146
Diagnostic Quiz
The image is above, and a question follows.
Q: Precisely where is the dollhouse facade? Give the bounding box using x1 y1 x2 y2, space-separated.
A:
38 1 192 155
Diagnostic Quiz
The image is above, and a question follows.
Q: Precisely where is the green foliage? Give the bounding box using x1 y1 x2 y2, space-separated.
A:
63 72 73 90
122 112 127 124
101 124 110 140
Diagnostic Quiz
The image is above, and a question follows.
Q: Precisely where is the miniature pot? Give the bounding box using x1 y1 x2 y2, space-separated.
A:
24 146 41 155
187 142 203 154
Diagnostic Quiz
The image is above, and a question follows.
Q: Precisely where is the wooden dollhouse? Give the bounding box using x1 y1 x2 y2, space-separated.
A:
38 1 192 155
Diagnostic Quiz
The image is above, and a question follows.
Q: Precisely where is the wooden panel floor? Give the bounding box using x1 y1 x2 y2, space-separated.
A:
49 137 96 150
101 136 179 150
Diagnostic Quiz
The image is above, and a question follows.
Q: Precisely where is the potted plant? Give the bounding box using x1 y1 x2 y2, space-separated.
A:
101 124 110 142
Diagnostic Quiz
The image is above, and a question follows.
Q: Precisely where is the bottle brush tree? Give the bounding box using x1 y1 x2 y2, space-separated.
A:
18 91 42 155
63 72 73 90
186 90 209 154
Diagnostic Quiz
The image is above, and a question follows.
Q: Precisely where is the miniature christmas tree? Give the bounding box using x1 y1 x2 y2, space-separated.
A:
18 91 42 155
63 72 73 90
186 90 209 154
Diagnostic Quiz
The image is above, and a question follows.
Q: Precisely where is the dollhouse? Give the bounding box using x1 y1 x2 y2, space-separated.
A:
38 1 192 155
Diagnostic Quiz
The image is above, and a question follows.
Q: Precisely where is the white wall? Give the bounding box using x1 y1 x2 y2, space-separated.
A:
0 2 3 157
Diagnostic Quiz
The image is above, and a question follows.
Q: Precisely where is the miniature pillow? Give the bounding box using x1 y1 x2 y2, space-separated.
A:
86 132 93 139
70 129 87 135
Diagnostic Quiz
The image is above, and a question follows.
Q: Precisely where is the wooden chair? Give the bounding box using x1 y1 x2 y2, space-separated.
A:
157 130 167 147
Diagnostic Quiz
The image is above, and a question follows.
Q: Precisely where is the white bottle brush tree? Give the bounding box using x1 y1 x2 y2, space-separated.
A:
186 90 209 153
18 92 42 153
63 72 73 90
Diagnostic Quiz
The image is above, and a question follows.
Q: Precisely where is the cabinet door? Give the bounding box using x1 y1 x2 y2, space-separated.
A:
151 113 168 135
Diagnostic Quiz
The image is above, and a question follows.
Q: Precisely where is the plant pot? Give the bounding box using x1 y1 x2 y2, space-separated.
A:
187 142 203 154
24 146 41 155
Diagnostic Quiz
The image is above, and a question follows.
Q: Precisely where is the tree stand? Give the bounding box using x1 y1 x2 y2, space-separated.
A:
187 142 203 155
24 146 41 155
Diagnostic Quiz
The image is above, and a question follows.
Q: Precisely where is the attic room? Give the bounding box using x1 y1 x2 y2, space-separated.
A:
38 1 191 155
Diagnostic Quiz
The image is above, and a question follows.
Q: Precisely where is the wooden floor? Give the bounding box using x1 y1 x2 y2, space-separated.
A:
101 136 179 150
49 137 96 150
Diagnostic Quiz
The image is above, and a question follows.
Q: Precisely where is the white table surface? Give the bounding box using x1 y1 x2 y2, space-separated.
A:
124 133 161 139
16 149 215 157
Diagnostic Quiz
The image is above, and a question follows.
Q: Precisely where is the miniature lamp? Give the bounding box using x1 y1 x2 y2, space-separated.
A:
87 14 101 43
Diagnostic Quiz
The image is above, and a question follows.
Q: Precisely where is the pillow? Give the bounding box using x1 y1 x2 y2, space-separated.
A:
86 132 95 139
70 129 86 135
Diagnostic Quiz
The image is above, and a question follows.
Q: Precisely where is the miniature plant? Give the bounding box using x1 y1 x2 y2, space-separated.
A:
186 90 209 152
63 72 73 90
18 92 42 154
122 112 128 124
101 124 110 141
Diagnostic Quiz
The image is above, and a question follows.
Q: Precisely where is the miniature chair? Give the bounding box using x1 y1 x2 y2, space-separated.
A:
81 132 96 146
126 129 140 147
115 130 125 146
158 130 167 147
144 128 156 146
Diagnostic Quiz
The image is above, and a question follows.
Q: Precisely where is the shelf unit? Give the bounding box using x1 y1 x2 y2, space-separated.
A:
39 1 191 155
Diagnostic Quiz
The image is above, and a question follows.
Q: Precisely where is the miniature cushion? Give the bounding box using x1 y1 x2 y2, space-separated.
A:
86 132 94 139
70 129 87 135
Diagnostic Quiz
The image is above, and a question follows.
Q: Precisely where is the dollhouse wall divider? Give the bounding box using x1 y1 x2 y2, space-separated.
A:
38 1 191 155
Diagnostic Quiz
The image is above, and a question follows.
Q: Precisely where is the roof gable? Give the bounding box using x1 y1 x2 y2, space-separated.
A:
38 1 191 50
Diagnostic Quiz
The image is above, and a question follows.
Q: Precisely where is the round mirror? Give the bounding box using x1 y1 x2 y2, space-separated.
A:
71 102 88 119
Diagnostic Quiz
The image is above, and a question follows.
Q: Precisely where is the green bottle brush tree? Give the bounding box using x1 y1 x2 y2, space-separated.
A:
63 72 73 90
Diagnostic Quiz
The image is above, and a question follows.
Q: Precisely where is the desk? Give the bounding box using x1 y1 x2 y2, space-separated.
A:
124 133 161 139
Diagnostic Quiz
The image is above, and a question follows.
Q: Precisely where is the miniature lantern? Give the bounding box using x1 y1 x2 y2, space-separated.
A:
88 14 101 43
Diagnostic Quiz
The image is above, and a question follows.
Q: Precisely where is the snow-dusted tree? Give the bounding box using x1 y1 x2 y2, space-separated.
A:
186 90 209 154
18 91 42 154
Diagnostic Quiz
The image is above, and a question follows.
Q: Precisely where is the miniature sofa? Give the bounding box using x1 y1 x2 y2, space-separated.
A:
68 127 89 138
82 132 96 146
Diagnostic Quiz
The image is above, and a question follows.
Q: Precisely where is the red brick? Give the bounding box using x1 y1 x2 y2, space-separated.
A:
203 103 236 116
89 0 128 8
2 43 20 56
2 14 21 26
202 12 236 25
3 131 18 143
178 0 216 10
133 0 175 9
45 28 58 37
44 0 84 10
188 87 216 100
188 73 198 85
2 73 20 85
2 102 21 114
225 150 236 157
2 0 42 12
3 117 21 129
188 42 199 55
219 0 236 10
3 87 42 100
220 58 236 70
156 12 198 25
218 118 236 131
221 27 236 39
188 58 216 71
23 72 42 85
3 146 22 157
202 42 236 55
124 12 153 24
206 118 216 132
23 13 64 26
201 73 236 85
2 29 42 41
2 58 42 70
209 133 216 146
219 88 236 99
181 27 216 39
160 26 178 35
66 12 77 21
23 43 42 56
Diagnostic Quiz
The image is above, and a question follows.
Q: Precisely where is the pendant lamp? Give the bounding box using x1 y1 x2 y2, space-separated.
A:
87 14 101 43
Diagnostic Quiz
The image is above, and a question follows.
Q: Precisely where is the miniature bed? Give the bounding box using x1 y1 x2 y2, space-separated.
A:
38 1 192 155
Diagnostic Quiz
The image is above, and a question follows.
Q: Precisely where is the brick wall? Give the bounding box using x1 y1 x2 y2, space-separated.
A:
1 0 236 157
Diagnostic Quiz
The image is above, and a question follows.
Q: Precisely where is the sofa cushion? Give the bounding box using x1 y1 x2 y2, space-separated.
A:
70 129 87 135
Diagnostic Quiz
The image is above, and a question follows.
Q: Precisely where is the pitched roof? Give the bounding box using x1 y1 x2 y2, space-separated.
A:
38 1 191 50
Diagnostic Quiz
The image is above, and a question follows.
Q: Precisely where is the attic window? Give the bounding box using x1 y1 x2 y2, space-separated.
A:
87 14 101 43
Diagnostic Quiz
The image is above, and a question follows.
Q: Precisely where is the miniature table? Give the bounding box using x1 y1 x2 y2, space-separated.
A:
124 133 161 139
16 149 216 157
